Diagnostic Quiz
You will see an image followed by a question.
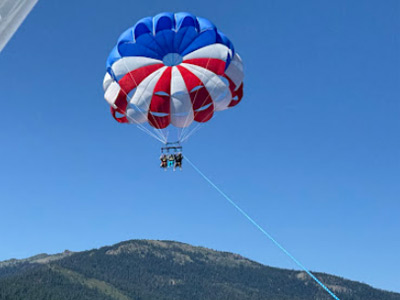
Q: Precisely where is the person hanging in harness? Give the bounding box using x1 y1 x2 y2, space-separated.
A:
160 154 168 170
168 154 175 168
174 152 183 171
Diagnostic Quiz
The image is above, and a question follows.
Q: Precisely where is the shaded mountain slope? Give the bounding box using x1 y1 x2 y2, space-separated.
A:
0 240 398 300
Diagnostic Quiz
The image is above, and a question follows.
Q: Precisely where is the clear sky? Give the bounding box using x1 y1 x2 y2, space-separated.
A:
0 0 399 294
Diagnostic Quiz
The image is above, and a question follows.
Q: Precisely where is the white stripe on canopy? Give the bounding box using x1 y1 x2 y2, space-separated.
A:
170 66 194 128
127 66 167 124
111 56 162 78
181 63 232 111
183 43 230 61
225 53 244 88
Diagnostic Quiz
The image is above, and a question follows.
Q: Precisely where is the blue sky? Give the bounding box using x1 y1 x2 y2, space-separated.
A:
0 0 399 294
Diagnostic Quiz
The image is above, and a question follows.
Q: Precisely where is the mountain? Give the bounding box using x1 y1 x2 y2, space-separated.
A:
0 240 398 300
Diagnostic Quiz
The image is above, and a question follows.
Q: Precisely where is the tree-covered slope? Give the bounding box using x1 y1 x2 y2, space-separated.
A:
0 240 398 300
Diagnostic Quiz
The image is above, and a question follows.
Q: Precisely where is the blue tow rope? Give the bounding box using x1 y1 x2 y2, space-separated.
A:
184 155 340 300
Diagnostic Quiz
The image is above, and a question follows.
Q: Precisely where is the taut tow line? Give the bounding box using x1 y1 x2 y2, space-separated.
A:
184 155 340 300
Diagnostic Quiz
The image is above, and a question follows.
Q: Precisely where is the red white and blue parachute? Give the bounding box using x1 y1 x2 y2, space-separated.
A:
103 12 243 143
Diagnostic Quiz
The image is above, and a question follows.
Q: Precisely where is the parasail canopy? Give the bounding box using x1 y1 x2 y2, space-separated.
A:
103 12 244 143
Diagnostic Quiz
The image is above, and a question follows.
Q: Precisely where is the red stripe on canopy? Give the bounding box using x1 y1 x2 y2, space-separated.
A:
119 64 164 92
111 63 164 123
148 67 172 129
177 66 214 123
182 58 226 75
222 74 244 107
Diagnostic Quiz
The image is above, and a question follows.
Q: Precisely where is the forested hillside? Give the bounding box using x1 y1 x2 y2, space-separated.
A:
0 240 398 300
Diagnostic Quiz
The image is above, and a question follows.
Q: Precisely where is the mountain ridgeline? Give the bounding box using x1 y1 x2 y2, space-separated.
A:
0 240 398 300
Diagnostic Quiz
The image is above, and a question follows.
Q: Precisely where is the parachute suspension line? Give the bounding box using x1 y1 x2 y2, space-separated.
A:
179 51 229 143
181 55 214 141
178 54 214 142
122 61 167 143
180 113 219 144
111 86 165 143
180 95 220 143
111 76 166 143
114 96 166 143
164 129 170 143
177 127 184 143
180 105 213 143
180 121 202 143
180 124 203 143
135 124 166 143
180 103 218 143
121 60 167 143
184 155 341 300
123 61 167 143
